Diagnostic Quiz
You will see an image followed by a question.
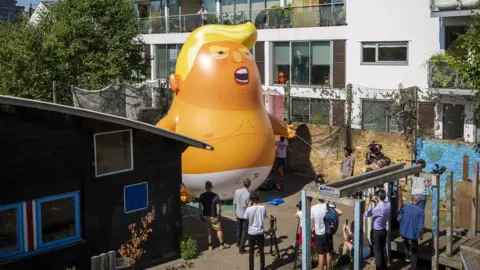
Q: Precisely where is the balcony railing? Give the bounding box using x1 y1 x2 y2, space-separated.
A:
138 3 346 34
428 60 471 89
431 0 477 12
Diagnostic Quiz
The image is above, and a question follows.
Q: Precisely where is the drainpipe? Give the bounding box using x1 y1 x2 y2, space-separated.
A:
280 0 286 8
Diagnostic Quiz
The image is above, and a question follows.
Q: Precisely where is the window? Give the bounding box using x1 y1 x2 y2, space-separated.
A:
0 192 82 260
291 97 331 124
361 42 408 64
94 130 134 177
273 41 331 86
156 44 182 79
124 182 149 213
35 192 81 249
362 100 401 132
273 42 290 84
0 203 24 258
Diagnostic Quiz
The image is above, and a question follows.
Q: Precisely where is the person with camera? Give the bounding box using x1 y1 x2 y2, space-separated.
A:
243 191 267 270
311 198 343 270
364 189 390 270
233 179 251 254
337 220 372 266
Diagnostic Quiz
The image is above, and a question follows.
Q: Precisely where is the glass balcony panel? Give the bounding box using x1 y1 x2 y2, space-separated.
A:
138 2 346 33
429 60 471 89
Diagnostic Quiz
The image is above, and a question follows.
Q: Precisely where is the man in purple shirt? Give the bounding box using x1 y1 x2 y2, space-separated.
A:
364 189 391 270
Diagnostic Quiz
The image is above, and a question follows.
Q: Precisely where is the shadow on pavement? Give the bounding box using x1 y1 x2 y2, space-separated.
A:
182 205 237 252
259 172 314 204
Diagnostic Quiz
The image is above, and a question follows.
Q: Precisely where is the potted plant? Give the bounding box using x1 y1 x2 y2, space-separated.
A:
117 212 154 270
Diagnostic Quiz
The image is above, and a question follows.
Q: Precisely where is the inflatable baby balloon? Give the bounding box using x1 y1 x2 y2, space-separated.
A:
156 22 295 199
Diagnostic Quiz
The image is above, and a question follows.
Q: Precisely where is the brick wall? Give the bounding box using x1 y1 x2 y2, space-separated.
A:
416 138 480 197
287 125 412 181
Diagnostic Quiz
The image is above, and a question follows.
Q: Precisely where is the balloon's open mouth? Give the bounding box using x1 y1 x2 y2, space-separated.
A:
235 67 249 85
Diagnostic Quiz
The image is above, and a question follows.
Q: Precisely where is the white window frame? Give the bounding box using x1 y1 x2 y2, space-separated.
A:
94 129 134 177
361 41 409 66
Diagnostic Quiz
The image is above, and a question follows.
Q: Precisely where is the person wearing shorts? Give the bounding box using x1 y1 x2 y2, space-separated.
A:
199 181 229 250
311 198 343 270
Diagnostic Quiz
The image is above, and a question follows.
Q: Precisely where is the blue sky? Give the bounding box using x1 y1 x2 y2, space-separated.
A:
17 0 39 10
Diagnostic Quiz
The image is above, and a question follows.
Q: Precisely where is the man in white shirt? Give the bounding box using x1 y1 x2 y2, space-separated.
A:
197 5 208 25
244 191 267 270
233 179 251 254
275 136 288 179
311 199 343 270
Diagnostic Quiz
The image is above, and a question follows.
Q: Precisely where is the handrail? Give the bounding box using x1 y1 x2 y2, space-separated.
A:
138 2 346 34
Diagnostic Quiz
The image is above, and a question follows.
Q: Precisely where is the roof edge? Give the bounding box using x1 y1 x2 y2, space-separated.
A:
0 95 213 151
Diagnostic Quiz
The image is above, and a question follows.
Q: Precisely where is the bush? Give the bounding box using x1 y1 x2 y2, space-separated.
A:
180 234 198 260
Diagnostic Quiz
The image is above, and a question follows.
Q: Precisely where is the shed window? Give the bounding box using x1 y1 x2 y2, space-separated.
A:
0 203 24 259
36 192 80 248
94 130 134 177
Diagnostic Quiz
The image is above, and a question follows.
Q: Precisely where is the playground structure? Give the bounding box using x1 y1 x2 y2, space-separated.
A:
300 163 423 270
299 161 480 270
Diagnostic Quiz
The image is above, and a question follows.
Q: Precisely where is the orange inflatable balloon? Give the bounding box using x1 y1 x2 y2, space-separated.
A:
156 22 294 199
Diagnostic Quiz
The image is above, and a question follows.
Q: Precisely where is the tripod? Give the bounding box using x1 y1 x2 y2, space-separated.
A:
265 215 280 259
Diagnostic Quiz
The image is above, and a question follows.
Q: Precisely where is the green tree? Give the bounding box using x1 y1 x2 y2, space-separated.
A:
430 3 480 112
0 0 149 105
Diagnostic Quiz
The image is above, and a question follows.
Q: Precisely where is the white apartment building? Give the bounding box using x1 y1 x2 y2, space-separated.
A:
137 0 480 142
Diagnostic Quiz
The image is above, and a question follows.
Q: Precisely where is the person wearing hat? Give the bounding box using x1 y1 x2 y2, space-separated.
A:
199 181 230 250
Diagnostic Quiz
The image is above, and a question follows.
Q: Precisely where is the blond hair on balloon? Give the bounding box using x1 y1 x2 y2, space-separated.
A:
175 22 258 81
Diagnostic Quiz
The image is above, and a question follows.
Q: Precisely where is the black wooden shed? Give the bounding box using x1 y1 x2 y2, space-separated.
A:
0 95 212 270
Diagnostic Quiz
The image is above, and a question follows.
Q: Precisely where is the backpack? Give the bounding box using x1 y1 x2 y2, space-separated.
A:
324 202 339 236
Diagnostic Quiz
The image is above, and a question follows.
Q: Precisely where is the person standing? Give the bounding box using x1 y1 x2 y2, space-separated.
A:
243 191 267 270
197 5 208 25
199 181 229 250
311 198 343 270
275 136 288 189
364 189 391 270
341 147 355 178
233 179 251 254
409 159 431 210
398 196 425 270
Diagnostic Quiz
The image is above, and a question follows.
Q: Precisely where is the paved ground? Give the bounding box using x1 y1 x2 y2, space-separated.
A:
149 173 432 270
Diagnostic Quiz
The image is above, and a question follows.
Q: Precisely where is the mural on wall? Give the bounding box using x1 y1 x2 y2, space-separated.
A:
416 138 480 197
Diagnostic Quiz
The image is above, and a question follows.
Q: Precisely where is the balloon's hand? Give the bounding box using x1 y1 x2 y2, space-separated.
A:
287 124 296 138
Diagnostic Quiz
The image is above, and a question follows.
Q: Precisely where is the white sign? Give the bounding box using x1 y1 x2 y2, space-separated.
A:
318 186 340 197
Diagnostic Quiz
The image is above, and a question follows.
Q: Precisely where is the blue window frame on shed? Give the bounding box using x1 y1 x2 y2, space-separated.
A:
35 191 81 251
0 203 24 259
124 182 148 214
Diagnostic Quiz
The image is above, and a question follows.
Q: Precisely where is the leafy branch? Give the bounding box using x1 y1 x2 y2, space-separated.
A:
118 212 154 266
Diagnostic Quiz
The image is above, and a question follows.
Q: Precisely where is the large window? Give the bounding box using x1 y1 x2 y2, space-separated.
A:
273 41 331 86
0 191 81 260
156 44 182 79
36 192 81 249
362 100 402 132
291 97 330 124
361 42 408 65
0 203 24 258
94 130 134 177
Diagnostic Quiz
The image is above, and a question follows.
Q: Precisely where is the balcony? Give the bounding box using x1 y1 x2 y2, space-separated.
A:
428 60 471 89
431 0 479 17
137 3 346 34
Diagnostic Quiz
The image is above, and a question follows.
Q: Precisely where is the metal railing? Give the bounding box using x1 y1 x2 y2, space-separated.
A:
428 60 471 89
137 2 346 34
430 0 478 12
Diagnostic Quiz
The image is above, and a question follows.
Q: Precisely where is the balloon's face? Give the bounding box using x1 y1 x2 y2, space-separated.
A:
177 40 263 111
